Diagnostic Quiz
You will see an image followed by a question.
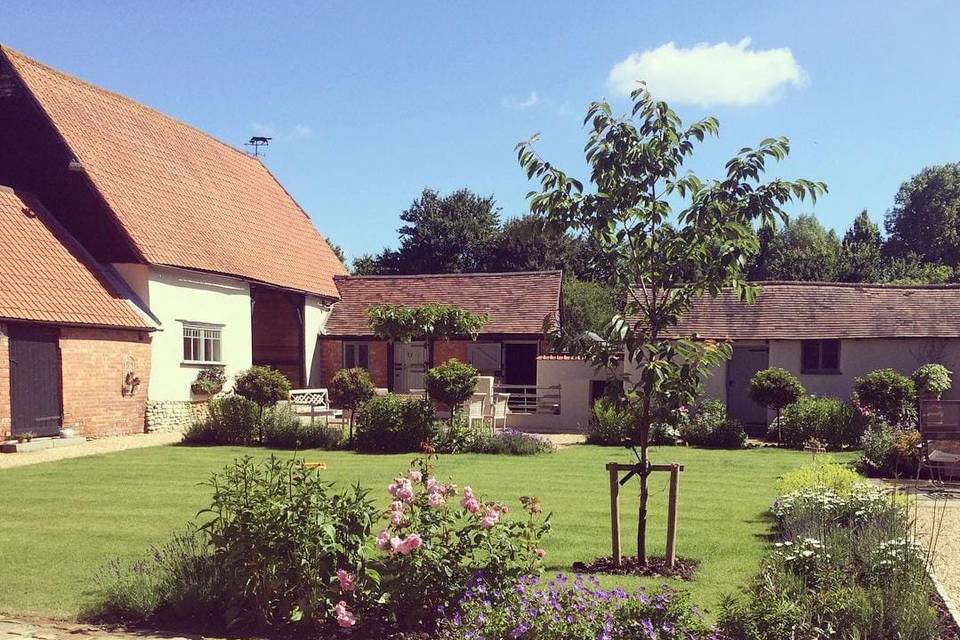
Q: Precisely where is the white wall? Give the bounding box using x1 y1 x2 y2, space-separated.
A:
305 295 332 387
113 264 253 402
506 358 614 433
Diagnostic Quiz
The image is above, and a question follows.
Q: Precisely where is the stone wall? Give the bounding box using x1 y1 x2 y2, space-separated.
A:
145 400 209 433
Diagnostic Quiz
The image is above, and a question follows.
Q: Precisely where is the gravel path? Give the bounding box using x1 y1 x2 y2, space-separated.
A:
913 493 960 611
0 431 181 470
0 617 212 640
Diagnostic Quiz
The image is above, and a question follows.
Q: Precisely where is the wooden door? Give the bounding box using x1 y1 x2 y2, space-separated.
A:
393 342 428 393
8 324 62 437
726 346 769 436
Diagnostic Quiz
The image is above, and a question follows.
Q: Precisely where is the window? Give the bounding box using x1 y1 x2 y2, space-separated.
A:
801 339 840 373
182 323 223 363
468 343 502 374
343 342 370 370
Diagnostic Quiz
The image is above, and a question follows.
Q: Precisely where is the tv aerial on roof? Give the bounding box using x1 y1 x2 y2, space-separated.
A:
245 136 271 158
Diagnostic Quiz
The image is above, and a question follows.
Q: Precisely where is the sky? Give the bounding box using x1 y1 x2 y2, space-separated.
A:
2 1 959 266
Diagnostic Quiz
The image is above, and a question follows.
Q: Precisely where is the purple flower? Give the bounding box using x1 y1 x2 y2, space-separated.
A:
641 618 656 639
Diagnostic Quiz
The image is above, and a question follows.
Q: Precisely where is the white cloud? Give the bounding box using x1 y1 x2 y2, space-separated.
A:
502 91 541 110
607 38 808 107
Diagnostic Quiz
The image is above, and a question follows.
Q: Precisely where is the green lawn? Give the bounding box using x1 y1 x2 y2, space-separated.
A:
0 444 852 620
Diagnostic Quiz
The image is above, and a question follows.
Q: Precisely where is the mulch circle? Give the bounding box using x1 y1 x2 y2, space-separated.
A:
572 555 699 580
933 590 960 640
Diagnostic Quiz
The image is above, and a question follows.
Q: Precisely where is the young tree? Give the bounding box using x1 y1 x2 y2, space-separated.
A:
329 367 376 442
748 367 804 444
516 84 825 561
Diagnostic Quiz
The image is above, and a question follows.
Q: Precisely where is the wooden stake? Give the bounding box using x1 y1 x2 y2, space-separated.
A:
607 463 621 566
665 464 680 567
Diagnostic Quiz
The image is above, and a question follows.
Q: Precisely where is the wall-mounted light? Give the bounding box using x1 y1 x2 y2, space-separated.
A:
67 158 84 172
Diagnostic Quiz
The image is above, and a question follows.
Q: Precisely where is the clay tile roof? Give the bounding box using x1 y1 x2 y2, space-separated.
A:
325 271 563 337
0 187 151 329
646 281 960 340
1 46 346 298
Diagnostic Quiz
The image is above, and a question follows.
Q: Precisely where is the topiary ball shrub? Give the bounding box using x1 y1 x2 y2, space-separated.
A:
748 368 804 441
911 363 952 398
424 358 479 416
680 399 747 449
852 368 916 425
233 366 292 410
775 396 865 449
329 367 376 441
354 394 436 453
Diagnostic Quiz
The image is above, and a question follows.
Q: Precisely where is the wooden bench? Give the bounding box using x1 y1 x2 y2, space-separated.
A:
288 388 343 426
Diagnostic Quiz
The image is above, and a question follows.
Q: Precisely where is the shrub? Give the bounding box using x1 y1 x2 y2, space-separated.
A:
429 416 488 454
328 367 375 441
378 462 550 629
261 405 342 450
852 368 916 425
233 366 292 412
775 395 865 449
424 358 478 416
354 394 436 453
748 368 804 439
191 367 225 395
776 461 867 496
181 395 259 445
680 399 747 449
649 420 682 445
199 457 380 632
858 423 922 477
478 429 556 455
586 397 637 445
911 363 952 397
443 574 717 640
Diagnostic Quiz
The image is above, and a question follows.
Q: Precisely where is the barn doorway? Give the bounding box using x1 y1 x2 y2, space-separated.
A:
726 346 770 436
8 324 62 437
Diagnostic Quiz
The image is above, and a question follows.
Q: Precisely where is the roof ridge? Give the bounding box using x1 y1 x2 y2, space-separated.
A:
754 280 960 290
0 44 262 169
336 270 563 281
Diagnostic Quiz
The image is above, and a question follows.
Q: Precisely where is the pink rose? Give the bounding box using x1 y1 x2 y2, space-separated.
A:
376 529 391 551
408 469 423 482
479 509 499 529
336 569 354 592
395 480 414 503
398 533 423 555
426 477 440 493
334 600 356 628
535 548 546 558
428 492 445 508
463 485 475 500
461 497 480 513
390 511 403 526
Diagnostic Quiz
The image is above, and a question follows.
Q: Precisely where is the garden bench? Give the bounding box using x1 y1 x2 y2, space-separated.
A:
288 388 342 426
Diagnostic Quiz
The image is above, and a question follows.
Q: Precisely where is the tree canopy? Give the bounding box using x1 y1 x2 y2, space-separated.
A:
884 163 960 268
749 214 841 281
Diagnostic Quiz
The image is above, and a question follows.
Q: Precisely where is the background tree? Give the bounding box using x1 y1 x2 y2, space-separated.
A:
329 368 376 442
517 84 825 562
884 163 960 268
355 188 501 274
550 277 619 352
748 367 804 444
749 214 841 281
881 253 954 284
838 210 883 282
324 236 347 266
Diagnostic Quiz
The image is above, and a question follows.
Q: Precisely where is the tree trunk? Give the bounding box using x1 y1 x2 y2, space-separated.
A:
637 390 652 563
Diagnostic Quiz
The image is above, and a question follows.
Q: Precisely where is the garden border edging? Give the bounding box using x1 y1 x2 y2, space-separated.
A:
928 561 960 630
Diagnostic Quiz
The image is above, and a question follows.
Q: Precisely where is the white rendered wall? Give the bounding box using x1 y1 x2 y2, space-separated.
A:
304 295 332 387
113 264 254 402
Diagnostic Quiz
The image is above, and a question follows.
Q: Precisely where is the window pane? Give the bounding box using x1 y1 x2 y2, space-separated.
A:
358 344 369 369
183 336 193 361
801 340 819 370
821 340 840 370
344 344 355 368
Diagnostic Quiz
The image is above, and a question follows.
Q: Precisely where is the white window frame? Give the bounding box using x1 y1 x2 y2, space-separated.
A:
343 341 370 370
181 321 225 365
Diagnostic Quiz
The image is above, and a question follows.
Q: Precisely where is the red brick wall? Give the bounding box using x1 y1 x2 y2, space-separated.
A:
0 323 9 437
319 338 391 390
60 327 152 437
432 340 470 366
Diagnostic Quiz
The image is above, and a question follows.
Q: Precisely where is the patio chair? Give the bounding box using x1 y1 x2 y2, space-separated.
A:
487 393 509 432
467 393 488 429
916 400 960 487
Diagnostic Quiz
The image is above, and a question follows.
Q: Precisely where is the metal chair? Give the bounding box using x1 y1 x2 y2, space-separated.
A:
916 400 960 488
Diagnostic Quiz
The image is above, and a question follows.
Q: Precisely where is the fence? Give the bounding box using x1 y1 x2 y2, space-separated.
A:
494 384 561 415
